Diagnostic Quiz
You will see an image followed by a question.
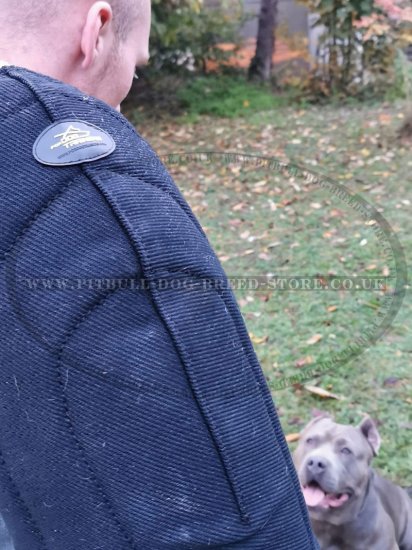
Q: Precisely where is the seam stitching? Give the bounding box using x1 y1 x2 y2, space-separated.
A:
223 290 319 547
93 171 318 544
0 175 84 262
58 350 192 401
152 301 251 524
83 172 251 524
1 68 313 540
56 287 139 549
101 169 192 218
56 288 120 354
0 450 48 550
3 69 139 550
86 171 315 536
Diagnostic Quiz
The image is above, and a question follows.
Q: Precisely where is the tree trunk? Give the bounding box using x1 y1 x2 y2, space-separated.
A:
398 110 412 141
248 0 278 82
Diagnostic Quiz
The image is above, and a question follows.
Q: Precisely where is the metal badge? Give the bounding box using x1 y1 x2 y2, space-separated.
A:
33 120 116 166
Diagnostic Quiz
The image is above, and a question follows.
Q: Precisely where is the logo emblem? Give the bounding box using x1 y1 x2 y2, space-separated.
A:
33 120 116 166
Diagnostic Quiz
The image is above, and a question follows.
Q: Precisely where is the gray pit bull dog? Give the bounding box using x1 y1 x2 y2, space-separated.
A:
293 415 412 550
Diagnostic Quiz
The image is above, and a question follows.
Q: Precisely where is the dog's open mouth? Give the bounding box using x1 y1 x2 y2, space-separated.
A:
301 481 351 509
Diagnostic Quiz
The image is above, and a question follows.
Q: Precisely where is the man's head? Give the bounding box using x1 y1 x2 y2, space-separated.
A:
0 0 151 109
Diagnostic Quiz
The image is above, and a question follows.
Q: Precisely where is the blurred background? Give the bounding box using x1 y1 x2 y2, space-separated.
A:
124 0 412 121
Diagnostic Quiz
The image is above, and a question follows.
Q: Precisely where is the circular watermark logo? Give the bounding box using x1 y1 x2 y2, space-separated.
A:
160 152 408 390
5 152 408 394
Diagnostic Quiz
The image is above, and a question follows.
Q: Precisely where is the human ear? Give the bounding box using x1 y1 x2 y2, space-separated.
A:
81 1 113 70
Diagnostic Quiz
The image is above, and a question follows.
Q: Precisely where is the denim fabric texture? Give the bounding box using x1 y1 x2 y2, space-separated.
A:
0 65 320 550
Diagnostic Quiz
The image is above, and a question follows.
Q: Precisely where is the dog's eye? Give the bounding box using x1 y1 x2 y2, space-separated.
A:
306 437 314 444
341 447 352 455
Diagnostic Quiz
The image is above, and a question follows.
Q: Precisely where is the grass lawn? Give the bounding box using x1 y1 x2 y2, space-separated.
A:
131 99 412 486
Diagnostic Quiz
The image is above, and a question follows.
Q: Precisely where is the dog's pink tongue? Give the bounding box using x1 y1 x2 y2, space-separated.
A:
326 493 349 508
302 486 325 507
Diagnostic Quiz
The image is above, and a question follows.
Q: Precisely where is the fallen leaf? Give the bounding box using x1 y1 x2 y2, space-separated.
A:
192 205 207 214
258 252 271 261
228 219 242 227
295 356 313 368
249 332 269 344
379 113 392 125
306 334 323 345
254 180 268 188
327 305 337 312
279 197 297 207
286 433 300 443
304 385 343 400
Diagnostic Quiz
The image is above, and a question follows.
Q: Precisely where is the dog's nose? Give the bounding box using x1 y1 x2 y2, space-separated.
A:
306 456 327 476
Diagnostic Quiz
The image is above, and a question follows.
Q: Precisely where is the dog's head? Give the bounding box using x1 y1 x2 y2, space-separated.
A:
293 414 381 524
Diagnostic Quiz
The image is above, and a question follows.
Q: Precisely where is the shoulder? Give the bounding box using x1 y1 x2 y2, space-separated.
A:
1 65 138 140
0 65 172 188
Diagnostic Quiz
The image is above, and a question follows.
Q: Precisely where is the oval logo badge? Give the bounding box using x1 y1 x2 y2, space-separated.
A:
33 120 116 166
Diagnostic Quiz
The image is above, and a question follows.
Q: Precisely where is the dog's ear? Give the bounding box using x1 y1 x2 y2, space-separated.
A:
358 416 381 456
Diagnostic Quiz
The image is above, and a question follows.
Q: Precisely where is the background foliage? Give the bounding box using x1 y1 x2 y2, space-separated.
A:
150 0 245 72
298 0 412 97
126 0 412 117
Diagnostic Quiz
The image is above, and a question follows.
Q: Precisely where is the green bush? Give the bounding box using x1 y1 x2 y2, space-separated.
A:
150 0 245 73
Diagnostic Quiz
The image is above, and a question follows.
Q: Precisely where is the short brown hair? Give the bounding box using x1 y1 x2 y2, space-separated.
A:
110 0 140 40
